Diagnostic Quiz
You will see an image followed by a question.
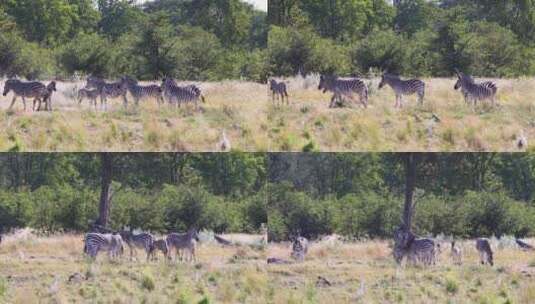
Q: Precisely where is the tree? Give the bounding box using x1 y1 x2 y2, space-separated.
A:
96 153 113 228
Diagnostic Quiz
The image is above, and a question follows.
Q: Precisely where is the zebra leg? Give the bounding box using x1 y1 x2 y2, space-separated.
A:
329 95 337 108
123 95 128 108
33 98 38 111
9 96 17 110
22 97 27 111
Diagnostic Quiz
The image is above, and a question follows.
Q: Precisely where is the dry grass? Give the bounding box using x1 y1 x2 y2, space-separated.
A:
268 238 535 303
0 80 270 152
268 75 535 152
0 231 267 303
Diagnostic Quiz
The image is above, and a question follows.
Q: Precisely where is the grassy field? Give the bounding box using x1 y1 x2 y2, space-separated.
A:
0 80 270 152
268 75 535 152
0 230 267 303
2 77 534 152
268 238 535 304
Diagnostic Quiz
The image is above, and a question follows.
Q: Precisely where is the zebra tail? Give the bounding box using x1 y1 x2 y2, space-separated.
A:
201 95 206 103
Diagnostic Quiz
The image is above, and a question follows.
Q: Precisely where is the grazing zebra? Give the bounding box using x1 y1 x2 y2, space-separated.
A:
33 81 57 112
290 236 309 262
318 75 368 108
166 229 199 262
161 78 205 110
269 79 289 105
475 238 493 266
78 88 100 109
451 241 462 265
393 228 435 266
121 76 164 106
84 233 124 259
119 230 154 261
454 70 498 106
86 76 129 110
149 238 169 260
2 79 46 111
378 74 425 108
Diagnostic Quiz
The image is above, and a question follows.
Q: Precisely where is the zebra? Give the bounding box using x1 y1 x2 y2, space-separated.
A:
475 238 493 266
378 74 425 108
451 241 462 265
290 236 309 262
85 76 129 110
393 228 435 266
269 79 289 105
166 228 199 262
77 88 100 109
84 233 124 259
33 81 57 112
161 78 205 110
121 76 164 106
2 79 46 111
119 230 154 261
148 238 169 261
454 70 498 106
318 75 368 108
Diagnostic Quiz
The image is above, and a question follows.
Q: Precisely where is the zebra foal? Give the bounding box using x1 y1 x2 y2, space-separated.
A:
269 79 289 105
84 233 124 260
454 70 498 107
3 79 46 111
290 236 309 262
318 75 368 108
378 74 425 108
78 88 100 109
166 228 199 263
149 238 170 260
33 81 57 112
119 230 154 261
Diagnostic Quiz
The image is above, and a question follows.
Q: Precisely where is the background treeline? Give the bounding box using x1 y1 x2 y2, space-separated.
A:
0 153 267 234
267 0 535 77
0 0 268 81
268 153 535 241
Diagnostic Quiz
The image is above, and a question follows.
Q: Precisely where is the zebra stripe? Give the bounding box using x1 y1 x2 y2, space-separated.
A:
454 70 498 106
269 79 289 105
84 233 124 259
378 74 425 107
290 236 308 262
119 230 154 261
121 76 164 106
166 229 199 262
393 228 435 266
475 238 493 266
3 79 46 111
318 75 368 108
161 78 205 110
86 76 129 110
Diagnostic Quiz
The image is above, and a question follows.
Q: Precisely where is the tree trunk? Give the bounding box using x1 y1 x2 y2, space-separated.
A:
96 153 113 228
402 153 417 232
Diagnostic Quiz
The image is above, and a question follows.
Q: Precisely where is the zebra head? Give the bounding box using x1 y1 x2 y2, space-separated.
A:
47 81 57 92
86 76 103 90
318 75 335 93
2 79 19 96
454 69 473 91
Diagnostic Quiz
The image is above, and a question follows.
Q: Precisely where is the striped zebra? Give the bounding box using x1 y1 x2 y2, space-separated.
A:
84 233 124 259
269 79 289 105
78 88 100 109
166 228 199 262
121 76 164 106
318 75 368 108
475 238 493 266
454 70 498 106
451 241 462 265
2 79 46 111
33 81 57 112
161 78 205 110
85 76 129 110
290 236 309 262
378 74 425 108
393 228 435 266
119 230 154 261
149 238 169 260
